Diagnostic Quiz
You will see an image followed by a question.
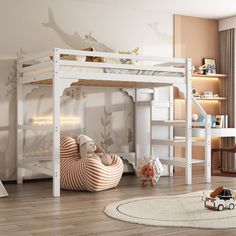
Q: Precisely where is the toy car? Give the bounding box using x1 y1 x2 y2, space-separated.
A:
202 186 236 211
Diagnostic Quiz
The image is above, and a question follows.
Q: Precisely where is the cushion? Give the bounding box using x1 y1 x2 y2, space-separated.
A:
60 136 123 191
60 136 78 159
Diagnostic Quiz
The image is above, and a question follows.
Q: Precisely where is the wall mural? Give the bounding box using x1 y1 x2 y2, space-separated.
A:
0 63 134 180
148 22 172 44
0 60 17 180
0 2 174 180
42 8 113 52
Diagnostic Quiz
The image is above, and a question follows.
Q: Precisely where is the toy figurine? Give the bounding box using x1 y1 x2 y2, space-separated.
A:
136 156 163 187
202 186 236 211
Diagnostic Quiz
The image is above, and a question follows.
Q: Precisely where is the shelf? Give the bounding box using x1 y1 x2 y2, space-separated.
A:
176 97 227 101
194 97 227 101
192 73 227 78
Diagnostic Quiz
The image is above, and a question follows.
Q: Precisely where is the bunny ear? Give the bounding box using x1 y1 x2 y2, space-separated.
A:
75 135 82 144
95 143 105 153
80 143 87 159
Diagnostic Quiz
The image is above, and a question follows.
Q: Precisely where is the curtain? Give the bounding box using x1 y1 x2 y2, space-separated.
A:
219 28 235 172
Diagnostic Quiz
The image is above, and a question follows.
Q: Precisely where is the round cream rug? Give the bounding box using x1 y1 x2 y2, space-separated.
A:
104 191 236 229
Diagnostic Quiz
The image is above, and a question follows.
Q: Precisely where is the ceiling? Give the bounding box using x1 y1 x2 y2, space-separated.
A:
81 0 236 20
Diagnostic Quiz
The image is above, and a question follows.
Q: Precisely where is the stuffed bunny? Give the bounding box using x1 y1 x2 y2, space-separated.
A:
76 135 112 166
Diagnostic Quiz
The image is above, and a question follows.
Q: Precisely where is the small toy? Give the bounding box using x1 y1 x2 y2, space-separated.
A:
197 64 206 74
77 134 112 166
136 156 163 187
118 47 139 64
202 186 236 211
192 113 198 122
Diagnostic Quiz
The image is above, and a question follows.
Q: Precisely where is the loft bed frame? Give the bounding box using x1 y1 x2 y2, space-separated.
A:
17 48 211 197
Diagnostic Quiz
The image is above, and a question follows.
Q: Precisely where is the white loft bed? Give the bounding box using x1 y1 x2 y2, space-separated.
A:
17 48 208 197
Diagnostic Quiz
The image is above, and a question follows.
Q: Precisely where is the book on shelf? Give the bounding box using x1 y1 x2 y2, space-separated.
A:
215 115 228 128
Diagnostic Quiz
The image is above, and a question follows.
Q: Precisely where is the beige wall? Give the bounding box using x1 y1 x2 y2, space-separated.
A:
174 15 220 172
174 15 219 69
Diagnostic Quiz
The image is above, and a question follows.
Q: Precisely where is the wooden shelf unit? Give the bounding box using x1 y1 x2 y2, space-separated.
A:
192 73 227 78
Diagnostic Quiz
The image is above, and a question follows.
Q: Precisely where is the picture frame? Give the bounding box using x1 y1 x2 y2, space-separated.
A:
203 58 216 74
215 115 224 128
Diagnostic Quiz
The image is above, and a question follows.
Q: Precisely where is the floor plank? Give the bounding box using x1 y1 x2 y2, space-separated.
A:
0 173 236 235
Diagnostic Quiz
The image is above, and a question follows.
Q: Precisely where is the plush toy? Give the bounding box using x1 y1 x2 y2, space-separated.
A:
197 64 206 74
77 135 112 166
136 156 163 187
139 163 156 187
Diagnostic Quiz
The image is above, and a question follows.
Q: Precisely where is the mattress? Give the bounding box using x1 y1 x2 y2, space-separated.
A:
23 65 183 78
23 66 103 77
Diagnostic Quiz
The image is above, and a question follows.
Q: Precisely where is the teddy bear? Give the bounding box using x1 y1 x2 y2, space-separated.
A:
76 134 112 166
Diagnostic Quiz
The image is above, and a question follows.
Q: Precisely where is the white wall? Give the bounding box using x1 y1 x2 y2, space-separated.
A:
0 0 173 180
0 0 173 58
219 16 236 31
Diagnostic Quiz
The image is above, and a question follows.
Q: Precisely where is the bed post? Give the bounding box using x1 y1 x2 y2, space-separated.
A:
53 48 61 197
205 115 211 183
17 54 24 184
185 58 192 185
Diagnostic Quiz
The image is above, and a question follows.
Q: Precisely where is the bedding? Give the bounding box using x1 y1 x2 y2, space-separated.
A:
23 65 183 78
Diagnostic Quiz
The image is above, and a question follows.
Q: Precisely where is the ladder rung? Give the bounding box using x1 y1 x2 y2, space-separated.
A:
152 139 201 146
192 141 205 146
151 101 171 108
151 139 186 146
136 101 151 106
152 120 185 127
159 157 205 167
192 122 205 127
138 88 154 94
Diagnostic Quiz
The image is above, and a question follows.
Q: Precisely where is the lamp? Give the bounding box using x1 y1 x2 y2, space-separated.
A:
31 116 80 124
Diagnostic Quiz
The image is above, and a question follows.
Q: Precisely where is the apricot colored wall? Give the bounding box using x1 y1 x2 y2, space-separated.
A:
174 15 220 172
174 15 219 69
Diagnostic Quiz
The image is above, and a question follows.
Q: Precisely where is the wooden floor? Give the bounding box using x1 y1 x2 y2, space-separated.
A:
1 173 236 236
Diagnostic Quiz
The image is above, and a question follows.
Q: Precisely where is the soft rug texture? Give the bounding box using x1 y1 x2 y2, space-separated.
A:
104 191 236 229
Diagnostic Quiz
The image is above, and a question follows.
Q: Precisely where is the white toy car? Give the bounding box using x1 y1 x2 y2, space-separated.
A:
202 187 236 211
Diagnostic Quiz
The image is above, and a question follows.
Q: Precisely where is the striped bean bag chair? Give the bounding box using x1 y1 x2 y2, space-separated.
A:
60 136 123 191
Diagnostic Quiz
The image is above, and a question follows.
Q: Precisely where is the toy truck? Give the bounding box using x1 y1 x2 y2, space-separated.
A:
202 186 236 211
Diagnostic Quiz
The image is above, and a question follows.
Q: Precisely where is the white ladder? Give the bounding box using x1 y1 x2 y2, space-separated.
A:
150 86 175 177
0 181 8 197
150 90 211 185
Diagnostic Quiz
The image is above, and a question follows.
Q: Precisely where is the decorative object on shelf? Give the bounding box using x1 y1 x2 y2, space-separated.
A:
192 65 196 73
203 58 216 74
197 64 206 74
200 91 214 99
118 47 139 64
136 156 163 187
192 113 198 122
215 115 224 128
213 115 228 128
192 88 199 97
211 115 216 128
